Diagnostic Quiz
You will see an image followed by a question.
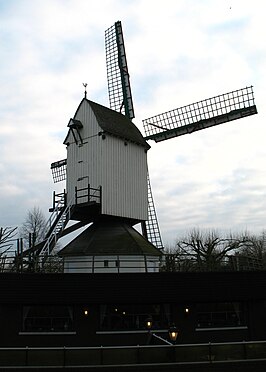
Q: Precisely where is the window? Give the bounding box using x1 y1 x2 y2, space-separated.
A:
104 260 109 268
22 306 74 332
100 304 170 331
196 302 246 329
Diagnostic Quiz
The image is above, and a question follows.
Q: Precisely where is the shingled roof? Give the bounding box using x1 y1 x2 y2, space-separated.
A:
58 217 161 257
87 99 150 149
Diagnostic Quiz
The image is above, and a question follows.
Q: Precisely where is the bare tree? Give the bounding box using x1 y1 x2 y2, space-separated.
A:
235 231 266 269
20 207 47 248
174 228 248 271
160 246 180 272
0 226 17 253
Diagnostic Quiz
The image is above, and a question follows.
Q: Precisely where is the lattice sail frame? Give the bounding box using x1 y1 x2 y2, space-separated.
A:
145 174 164 250
105 21 162 249
105 21 134 119
143 86 257 142
51 159 67 183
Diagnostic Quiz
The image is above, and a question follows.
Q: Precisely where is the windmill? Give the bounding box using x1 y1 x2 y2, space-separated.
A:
104 21 257 247
22 21 257 265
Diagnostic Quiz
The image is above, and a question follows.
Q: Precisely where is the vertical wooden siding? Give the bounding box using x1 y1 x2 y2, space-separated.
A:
66 100 148 221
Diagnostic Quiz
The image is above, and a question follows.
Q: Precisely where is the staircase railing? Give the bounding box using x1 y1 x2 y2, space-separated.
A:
42 192 66 239
39 194 74 257
39 185 102 257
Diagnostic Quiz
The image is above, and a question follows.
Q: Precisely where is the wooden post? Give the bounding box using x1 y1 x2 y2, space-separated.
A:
92 255 95 273
16 239 20 272
20 238 23 273
75 186 77 205
99 186 102 204
141 221 148 240
144 255 147 272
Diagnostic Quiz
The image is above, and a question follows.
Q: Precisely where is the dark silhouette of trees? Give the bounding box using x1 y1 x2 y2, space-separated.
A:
162 228 257 272
0 226 17 272
0 226 17 253
235 231 266 270
20 207 47 248
177 228 250 271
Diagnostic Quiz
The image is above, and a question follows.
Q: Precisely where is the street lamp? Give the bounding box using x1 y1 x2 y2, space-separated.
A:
145 318 179 345
168 324 178 344
145 317 153 330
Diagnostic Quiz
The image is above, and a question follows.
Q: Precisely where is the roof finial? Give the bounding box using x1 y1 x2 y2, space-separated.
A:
83 83 88 98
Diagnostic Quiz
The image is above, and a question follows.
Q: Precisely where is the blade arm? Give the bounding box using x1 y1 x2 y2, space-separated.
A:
105 21 135 119
142 173 164 250
143 86 257 143
115 21 135 119
51 159 67 183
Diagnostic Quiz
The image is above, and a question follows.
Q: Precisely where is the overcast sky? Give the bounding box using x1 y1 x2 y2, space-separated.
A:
0 0 265 247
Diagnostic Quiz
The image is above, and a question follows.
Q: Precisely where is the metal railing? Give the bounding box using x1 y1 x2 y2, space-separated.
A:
0 255 161 273
0 340 265 368
0 254 264 273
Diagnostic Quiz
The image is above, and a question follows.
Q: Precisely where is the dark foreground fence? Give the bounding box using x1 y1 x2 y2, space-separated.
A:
0 341 265 369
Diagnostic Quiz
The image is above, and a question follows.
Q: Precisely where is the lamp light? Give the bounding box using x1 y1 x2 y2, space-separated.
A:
145 317 153 330
168 325 178 343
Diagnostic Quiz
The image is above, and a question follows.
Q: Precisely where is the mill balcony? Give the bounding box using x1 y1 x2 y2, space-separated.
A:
50 185 102 211
49 185 102 223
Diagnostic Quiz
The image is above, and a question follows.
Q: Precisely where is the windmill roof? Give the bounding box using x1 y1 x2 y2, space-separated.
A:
58 217 161 257
86 99 150 149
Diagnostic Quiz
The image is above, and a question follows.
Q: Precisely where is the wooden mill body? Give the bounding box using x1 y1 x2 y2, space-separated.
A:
64 98 150 222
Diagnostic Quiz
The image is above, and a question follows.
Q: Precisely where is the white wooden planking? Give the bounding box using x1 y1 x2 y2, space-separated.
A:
65 100 148 221
63 255 160 273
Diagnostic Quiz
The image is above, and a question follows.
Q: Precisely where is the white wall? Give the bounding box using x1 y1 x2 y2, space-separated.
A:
65 100 148 221
63 255 160 273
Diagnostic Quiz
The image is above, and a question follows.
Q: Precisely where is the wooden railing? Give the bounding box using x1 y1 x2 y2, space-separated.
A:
75 184 101 205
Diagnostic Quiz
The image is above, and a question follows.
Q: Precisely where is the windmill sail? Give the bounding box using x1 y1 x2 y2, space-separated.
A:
105 21 163 249
143 86 257 142
51 159 67 183
141 174 164 250
105 21 135 119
